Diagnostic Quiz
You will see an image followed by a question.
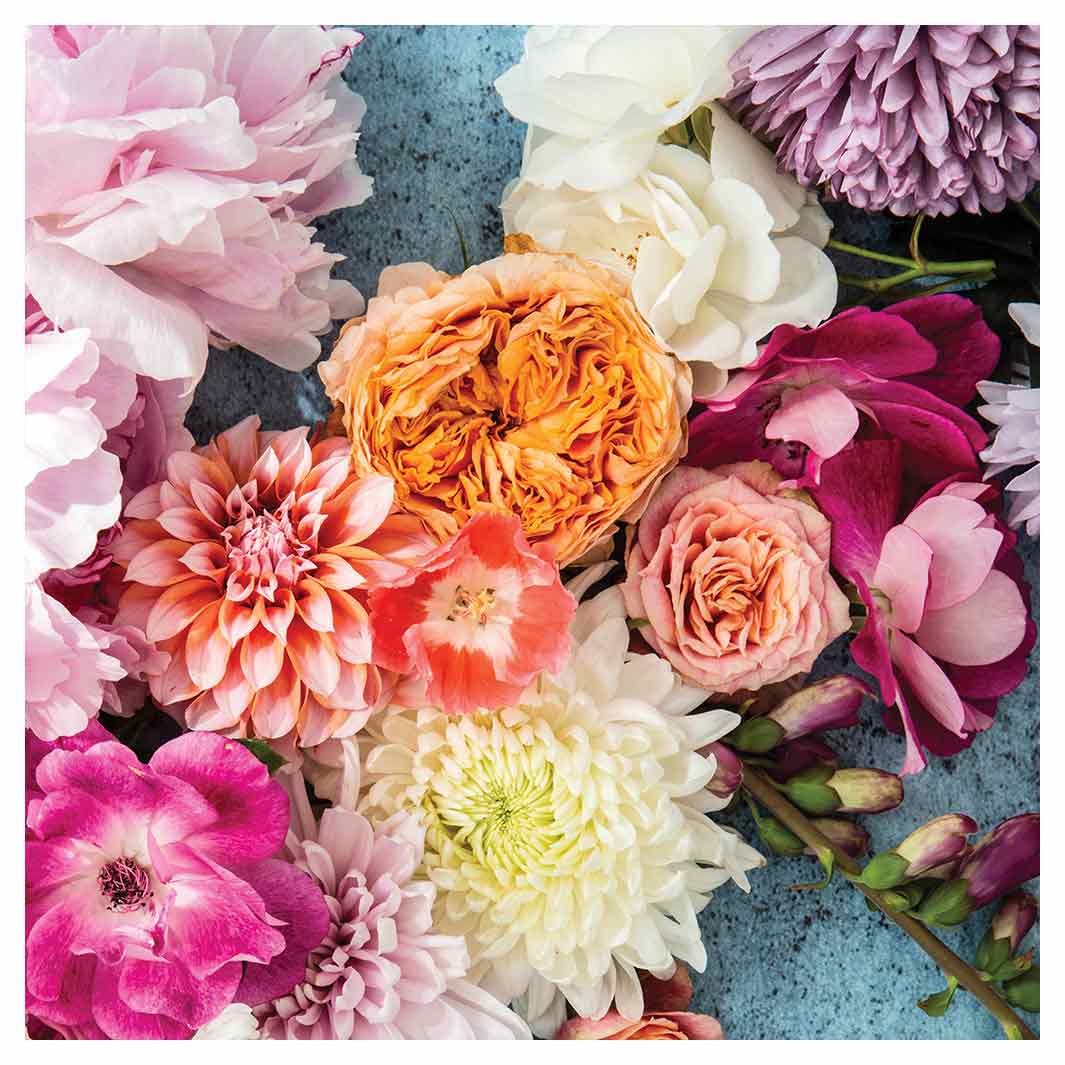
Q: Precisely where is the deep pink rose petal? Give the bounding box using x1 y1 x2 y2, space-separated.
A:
116 957 243 1031
234 858 331 1007
90 962 198 1039
148 732 289 865
813 440 902 582
890 294 1001 406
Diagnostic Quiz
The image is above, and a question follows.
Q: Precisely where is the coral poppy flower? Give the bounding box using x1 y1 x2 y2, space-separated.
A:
113 416 433 746
369 512 576 714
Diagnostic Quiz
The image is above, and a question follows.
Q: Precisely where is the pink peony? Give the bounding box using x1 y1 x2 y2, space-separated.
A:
557 966 723 1040
25 581 125 741
26 25 371 371
25 732 328 1039
623 462 850 696
369 512 576 714
26 296 189 735
113 416 434 746
688 295 999 488
726 26 1040 216
814 440 1035 774
249 768 531 1039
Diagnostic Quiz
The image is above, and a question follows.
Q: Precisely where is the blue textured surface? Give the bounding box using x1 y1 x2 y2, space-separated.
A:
187 25 1040 1040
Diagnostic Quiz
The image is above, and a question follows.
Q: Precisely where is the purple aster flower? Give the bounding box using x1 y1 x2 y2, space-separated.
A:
726 26 1040 216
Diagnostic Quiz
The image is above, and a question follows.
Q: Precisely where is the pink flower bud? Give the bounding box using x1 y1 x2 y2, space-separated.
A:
809 818 870 859
991 892 1039 954
960 814 1040 910
768 737 838 783
896 814 979 878
704 742 743 801
826 768 903 814
766 674 870 740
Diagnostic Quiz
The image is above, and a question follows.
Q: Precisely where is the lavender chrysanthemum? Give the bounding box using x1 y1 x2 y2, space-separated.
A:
726 25 1040 216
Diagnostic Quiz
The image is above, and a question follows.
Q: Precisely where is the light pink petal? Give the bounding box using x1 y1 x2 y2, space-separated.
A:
891 632 966 738
765 382 860 460
903 495 1002 611
872 524 932 633
915 570 1029 667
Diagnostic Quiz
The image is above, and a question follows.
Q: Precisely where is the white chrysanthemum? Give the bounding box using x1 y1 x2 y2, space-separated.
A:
978 303 1040 536
358 588 763 1036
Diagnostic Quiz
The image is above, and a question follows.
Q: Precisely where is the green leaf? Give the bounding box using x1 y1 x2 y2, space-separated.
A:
918 976 959 1017
690 106 714 159
236 738 287 775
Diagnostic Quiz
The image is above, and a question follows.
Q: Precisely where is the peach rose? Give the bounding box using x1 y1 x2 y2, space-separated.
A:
622 461 850 695
319 249 691 565
556 966 724 1040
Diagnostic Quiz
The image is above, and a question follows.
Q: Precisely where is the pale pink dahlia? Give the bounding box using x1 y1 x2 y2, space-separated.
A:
369 512 576 714
250 769 530 1039
26 25 371 370
25 732 328 1039
727 26 1040 216
113 417 433 746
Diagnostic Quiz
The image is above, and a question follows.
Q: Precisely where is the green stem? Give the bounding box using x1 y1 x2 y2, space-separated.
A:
827 239 916 267
828 237 996 295
1016 200 1040 230
741 767 1038 1041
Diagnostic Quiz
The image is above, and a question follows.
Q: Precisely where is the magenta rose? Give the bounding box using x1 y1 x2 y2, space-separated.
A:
25 732 328 1039
623 462 850 696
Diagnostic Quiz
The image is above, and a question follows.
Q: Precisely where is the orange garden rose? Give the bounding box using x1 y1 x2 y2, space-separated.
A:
319 249 692 565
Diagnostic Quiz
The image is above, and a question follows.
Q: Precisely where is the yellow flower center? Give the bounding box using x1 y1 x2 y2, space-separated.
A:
447 585 497 626
424 724 563 875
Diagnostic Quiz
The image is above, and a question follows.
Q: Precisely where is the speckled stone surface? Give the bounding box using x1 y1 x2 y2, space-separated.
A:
187 25 1040 1040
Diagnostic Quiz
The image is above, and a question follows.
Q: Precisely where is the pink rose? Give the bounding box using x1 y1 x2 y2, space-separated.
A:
623 462 850 696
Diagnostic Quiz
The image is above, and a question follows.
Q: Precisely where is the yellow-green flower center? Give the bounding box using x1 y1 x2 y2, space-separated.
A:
423 721 563 875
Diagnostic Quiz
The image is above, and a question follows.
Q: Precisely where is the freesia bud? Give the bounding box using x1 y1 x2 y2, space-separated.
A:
1003 966 1039 1013
779 766 902 816
755 816 806 856
990 892 1039 955
704 741 743 801
861 814 978 890
975 892 1038 980
959 814 1040 910
916 814 1039 927
827 769 904 814
808 818 870 860
766 675 871 741
768 738 838 783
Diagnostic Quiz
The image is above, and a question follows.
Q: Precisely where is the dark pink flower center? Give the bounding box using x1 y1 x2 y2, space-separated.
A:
98 857 152 913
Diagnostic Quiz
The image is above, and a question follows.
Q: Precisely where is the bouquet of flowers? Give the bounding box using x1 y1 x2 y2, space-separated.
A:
25 24 1040 1041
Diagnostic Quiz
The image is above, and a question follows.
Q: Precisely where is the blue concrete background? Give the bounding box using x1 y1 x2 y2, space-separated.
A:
187 26 1040 1040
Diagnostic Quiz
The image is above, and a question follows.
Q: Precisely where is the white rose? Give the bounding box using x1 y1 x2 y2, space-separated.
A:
503 105 837 398
495 25 753 191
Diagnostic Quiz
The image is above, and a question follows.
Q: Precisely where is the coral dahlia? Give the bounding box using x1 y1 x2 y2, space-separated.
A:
113 416 433 747
360 587 763 1036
